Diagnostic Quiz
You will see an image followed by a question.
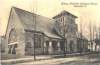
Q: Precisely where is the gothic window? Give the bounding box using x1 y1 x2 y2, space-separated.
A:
8 28 17 44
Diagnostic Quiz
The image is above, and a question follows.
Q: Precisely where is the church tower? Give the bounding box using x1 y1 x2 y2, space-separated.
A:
53 10 78 53
53 10 77 38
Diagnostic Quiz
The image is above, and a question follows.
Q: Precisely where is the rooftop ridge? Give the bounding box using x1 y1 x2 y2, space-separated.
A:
53 10 77 19
12 6 54 21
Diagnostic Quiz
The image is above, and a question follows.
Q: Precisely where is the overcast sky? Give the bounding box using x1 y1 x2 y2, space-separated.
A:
0 0 100 39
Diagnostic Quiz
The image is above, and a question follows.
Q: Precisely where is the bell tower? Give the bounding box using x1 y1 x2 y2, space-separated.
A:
53 10 77 38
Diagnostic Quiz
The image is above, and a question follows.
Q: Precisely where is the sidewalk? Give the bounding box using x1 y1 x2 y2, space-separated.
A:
1 56 79 65
1 55 52 64
1 52 98 64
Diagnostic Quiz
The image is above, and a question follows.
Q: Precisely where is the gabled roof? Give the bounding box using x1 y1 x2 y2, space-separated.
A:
13 7 61 39
53 10 77 19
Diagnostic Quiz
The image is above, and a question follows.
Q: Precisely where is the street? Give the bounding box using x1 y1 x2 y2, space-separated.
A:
1 53 100 65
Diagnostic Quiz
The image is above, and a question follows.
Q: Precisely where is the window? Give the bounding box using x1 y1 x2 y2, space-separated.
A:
70 18 74 24
25 41 32 52
61 18 62 22
26 42 32 48
8 28 17 44
34 34 42 48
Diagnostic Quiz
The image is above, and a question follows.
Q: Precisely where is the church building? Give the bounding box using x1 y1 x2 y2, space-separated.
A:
5 7 79 56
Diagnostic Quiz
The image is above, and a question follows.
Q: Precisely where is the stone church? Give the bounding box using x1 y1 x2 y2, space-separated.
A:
5 7 79 56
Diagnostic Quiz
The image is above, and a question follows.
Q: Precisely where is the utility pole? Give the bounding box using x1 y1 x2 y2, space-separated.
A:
61 4 66 56
33 14 36 60
32 0 38 60
63 18 66 56
80 19 83 54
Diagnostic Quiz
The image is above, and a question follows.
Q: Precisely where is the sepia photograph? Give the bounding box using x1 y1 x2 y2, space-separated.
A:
0 0 100 65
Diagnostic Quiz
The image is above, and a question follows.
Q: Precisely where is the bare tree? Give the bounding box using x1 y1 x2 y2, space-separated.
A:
89 21 93 52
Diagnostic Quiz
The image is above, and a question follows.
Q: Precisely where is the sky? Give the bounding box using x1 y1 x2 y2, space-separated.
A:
0 0 100 39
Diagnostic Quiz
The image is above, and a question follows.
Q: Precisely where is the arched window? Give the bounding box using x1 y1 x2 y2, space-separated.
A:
8 28 18 44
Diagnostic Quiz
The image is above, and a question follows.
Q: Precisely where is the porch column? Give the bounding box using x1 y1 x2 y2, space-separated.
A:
57 41 61 52
48 41 53 54
44 42 46 47
43 42 47 54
